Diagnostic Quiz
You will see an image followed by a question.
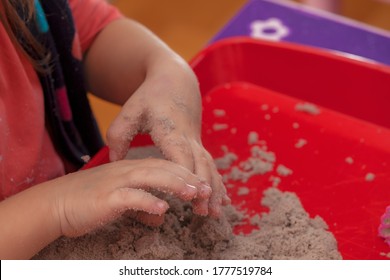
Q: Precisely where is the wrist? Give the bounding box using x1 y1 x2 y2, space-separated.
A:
0 180 63 259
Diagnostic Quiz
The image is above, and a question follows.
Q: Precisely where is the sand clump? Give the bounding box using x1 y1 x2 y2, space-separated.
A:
33 144 341 260
295 102 321 115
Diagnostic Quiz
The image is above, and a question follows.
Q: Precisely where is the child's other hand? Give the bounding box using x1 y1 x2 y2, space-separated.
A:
106 59 230 218
52 158 209 237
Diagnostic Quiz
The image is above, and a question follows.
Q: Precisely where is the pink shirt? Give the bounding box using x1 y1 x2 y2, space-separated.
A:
0 0 122 200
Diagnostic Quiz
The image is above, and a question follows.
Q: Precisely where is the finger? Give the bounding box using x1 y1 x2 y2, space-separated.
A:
149 140 214 200
222 194 231 206
189 148 213 216
134 212 165 227
208 196 223 218
151 131 195 173
117 162 200 201
109 188 169 215
191 146 229 218
125 210 165 227
192 199 209 216
123 158 212 200
192 148 214 199
208 185 226 218
107 109 143 162
208 168 228 218
115 158 206 190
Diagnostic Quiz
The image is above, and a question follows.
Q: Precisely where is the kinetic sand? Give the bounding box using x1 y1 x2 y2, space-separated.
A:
33 186 340 260
33 144 341 260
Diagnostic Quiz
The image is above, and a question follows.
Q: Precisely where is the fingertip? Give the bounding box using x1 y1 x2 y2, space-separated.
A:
155 200 169 214
198 184 212 199
208 195 224 218
135 212 165 227
192 200 209 216
176 184 197 201
222 195 231 205
193 209 208 217
142 199 169 216
208 206 222 218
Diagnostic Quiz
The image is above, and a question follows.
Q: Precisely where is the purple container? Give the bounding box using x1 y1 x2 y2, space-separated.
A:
211 0 390 66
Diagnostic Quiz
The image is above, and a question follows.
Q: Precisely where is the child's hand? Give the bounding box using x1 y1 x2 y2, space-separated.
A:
52 158 210 237
84 19 230 218
106 60 230 218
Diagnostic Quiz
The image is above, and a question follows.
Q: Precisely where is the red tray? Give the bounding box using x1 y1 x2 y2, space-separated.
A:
84 38 390 260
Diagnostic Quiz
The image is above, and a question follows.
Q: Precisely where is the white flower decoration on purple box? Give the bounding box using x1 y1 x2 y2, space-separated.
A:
250 18 290 41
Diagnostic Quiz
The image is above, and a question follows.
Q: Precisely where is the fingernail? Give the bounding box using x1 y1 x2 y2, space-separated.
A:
155 201 169 213
200 184 212 198
186 183 197 190
184 184 198 198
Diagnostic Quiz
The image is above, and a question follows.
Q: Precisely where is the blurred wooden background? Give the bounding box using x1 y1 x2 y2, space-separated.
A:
91 0 390 140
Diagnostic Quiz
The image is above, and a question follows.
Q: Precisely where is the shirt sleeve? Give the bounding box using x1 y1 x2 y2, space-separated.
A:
69 0 123 53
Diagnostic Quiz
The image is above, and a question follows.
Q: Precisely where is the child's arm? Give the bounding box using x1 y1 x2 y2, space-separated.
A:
83 18 230 217
0 181 61 259
0 159 208 259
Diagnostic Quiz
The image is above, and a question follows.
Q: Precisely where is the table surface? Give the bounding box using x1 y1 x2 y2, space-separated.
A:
211 0 390 66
